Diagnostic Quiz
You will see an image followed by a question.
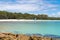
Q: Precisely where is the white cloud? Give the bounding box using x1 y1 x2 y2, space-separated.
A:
0 4 39 12
16 0 38 4
50 12 60 17
0 0 59 15
0 0 55 11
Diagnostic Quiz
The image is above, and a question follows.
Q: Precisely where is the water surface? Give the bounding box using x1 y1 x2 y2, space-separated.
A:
0 21 60 35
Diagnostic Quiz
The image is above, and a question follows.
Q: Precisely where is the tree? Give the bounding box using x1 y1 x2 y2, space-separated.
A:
37 14 48 19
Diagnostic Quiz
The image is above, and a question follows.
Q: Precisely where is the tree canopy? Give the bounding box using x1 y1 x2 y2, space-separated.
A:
0 11 60 20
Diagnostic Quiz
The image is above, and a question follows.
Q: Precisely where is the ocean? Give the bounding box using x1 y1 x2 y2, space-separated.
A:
0 20 60 36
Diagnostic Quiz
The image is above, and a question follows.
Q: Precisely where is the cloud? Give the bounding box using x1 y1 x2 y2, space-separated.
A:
50 12 60 17
0 0 59 16
0 0 41 12
16 0 38 4
0 4 39 12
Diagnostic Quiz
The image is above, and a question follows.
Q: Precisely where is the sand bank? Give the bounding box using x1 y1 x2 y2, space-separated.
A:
0 19 60 21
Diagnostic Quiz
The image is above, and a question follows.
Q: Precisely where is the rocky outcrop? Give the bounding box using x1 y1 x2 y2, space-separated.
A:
17 34 30 40
0 33 59 40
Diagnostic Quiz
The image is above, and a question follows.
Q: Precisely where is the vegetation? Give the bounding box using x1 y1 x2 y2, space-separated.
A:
0 11 60 20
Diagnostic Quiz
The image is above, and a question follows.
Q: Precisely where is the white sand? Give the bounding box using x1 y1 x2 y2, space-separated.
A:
0 19 59 21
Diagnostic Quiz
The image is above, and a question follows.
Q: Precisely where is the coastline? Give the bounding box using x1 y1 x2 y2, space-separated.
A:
0 19 60 21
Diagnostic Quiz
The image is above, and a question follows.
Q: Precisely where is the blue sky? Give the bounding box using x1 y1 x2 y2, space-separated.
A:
0 0 60 17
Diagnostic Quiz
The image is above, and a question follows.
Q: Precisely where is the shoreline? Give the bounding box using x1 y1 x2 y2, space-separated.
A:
0 19 60 21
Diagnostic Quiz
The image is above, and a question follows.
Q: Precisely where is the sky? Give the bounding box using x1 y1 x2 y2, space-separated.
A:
0 0 60 17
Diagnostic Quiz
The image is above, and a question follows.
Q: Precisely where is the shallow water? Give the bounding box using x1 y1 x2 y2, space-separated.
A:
0 21 60 35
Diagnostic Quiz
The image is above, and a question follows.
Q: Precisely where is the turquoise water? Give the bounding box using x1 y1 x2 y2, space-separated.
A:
0 21 60 35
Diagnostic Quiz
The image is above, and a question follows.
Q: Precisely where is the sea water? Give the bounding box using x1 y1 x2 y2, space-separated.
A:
0 21 60 36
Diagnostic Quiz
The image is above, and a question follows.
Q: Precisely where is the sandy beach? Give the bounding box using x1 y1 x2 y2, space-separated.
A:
0 19 59 21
